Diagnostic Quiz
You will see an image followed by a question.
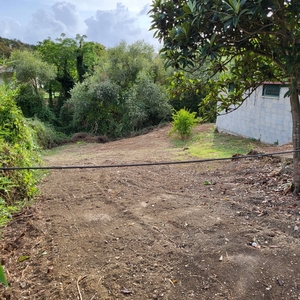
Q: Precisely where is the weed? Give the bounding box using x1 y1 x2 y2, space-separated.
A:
168 108 198 139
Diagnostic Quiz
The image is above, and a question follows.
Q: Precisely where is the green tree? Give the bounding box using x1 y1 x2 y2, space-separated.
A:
69 76 120 135
149 0 300 193
0 36 35 59
7 50 56 122
97 41 154 89
168 70 212 121
8 50 56 94
74 34 105 83
37 34 105 117
123 75 172 131
68 41 171 137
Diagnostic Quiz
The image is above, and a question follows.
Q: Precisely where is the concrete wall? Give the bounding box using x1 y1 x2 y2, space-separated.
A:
216 85 292 145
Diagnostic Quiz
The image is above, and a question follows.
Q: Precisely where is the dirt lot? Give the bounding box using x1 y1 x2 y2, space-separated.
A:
1 124 300 300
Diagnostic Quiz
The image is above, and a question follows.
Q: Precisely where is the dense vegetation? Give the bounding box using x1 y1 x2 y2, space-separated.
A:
0 84 41 226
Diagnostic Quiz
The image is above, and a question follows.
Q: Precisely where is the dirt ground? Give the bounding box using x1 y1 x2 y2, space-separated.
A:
1 124 300 300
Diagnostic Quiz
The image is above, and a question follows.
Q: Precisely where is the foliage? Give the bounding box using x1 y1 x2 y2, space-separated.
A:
68 41 171 137
0 264 8 287
0 194 19 227
123 75 172 131
8 50 56 94
37 34 105 103
26 118 67 149
169 108 198 139
100 41 155 89
169 71 212 121
0 84 40 215
69 77 120 135
6 50 57 124
3 37 171 140
15 84 56 123
149 0 300 192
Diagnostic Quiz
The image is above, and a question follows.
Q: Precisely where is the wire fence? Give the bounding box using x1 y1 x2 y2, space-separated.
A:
0 150 297 171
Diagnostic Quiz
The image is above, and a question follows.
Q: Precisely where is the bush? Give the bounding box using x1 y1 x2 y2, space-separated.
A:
26 118 67 149
169 108 198 139
0 84 41 224
15 84 56 123
69 78 120 135
122 76 172 132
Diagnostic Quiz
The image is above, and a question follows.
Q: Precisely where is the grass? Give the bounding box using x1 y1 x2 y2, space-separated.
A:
170 125 262 159
43 145 67 156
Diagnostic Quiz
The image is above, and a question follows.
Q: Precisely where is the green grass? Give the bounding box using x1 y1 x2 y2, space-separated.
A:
170 125 262 159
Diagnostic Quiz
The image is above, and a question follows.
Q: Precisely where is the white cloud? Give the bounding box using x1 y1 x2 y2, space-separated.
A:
52 2 79 29
23 2 85 43
68 0 150 14
0 18 25 41
85 3 151 47
24 8 70 43
0 1 158 48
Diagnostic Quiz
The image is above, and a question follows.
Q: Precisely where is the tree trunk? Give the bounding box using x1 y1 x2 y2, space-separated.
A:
48 83 53 109
289 79 300 194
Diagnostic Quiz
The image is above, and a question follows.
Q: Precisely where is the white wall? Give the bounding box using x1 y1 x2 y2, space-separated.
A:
216 86 292 145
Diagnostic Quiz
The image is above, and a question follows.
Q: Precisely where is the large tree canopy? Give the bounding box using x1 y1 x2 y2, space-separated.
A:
149 0 300 193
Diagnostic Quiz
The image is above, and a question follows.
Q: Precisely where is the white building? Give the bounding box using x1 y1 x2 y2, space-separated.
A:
216 83 292 145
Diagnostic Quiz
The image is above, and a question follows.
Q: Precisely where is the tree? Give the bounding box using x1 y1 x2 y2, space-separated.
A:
37 34 105 116
8 50 56 94
7 50 56 122
97 41 155 89
69 76 120 135
68 41 171 137
74 34 105 83
149 0 300 193
0 36 35 59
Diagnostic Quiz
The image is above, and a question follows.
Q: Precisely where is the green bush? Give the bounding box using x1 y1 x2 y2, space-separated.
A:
122 76 172 133
0 84 41 224
69 78 120 135
169 108 198 139
26 118 67 149
15 84 56 123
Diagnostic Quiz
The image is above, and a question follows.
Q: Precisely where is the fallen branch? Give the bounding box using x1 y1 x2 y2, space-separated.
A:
77 275 88 300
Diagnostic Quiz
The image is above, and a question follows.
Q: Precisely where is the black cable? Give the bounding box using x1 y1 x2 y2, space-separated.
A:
0 150 297 171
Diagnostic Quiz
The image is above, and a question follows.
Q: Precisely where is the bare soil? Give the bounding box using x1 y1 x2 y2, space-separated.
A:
1 124 300 300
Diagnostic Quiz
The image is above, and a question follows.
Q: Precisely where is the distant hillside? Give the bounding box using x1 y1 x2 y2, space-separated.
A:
0 37 35 59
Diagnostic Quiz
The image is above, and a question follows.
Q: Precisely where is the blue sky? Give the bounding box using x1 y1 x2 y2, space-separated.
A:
0 0 159 48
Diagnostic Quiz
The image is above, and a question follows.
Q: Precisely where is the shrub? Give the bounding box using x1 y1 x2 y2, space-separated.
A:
169 108 198 139
26 118 67 149
122 76 172 132
15 84 56 123
0 84 41 224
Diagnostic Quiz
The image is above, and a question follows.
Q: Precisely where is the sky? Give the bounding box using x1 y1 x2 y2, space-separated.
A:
0 0 160 49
